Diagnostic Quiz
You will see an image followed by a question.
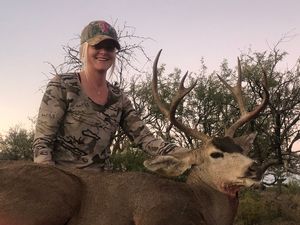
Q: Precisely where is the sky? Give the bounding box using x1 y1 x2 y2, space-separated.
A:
0 0 299 135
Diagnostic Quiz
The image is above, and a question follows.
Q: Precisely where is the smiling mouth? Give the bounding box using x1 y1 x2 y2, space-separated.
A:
96 57 110 61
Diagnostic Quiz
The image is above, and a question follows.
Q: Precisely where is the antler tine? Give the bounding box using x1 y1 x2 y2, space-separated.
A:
217 58 247 116
169 71 197 115
218 57 269 137
152 49 170 118
152 50 210 143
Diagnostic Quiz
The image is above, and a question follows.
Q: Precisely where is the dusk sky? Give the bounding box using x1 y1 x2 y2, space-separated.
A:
1 0 299 134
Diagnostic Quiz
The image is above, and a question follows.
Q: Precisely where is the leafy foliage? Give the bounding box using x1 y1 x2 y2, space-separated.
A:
111 147 147 172
235 184 300 225
0 126 34 160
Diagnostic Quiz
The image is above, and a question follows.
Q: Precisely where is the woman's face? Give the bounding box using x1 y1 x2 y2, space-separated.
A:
86 40 117 73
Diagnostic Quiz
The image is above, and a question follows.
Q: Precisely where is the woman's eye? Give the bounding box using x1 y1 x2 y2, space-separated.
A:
210 152 224 158
93 44 115 52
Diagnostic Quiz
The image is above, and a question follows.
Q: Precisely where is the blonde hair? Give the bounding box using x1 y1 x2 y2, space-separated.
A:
79 42 89 72
79 42 116 78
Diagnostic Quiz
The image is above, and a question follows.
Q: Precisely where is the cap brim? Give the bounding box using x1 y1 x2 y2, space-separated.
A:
87 35 121 50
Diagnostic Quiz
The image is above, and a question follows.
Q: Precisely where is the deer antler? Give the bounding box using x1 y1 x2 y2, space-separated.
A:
217 58 269 137
152 49 210 143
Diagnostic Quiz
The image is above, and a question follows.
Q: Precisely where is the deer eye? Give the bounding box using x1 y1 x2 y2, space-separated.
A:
210 152 224 159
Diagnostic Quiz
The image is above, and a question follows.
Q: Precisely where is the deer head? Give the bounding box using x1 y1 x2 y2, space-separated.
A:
144 50 269 197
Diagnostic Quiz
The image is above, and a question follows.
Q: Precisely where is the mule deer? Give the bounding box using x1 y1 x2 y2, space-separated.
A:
0 50 268 225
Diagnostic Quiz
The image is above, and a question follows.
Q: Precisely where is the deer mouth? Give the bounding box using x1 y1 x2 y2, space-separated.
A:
238 176 261 186
221 178 260 197
221 183 244 197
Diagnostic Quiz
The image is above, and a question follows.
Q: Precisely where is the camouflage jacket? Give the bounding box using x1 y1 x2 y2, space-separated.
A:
33 73 183 170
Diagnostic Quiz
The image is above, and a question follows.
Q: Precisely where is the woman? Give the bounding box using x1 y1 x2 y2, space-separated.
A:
33 20 186 171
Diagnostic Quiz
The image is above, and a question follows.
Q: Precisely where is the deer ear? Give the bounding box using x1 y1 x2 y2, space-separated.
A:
144 151 195 177
233 132 257 155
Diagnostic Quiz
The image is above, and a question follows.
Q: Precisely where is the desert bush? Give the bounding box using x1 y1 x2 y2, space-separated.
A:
235 190 280 225
285 179 300 195
111 147 147 172
235 185 300 225
0 126 34 160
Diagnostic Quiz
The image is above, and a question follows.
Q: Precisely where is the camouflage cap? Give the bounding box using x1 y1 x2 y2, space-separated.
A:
80 20 120 50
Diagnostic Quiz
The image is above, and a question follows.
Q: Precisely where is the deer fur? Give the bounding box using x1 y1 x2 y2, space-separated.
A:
0 134 258 225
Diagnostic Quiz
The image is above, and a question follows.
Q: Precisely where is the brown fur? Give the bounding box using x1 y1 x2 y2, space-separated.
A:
0 157 247 225
0 161 82 225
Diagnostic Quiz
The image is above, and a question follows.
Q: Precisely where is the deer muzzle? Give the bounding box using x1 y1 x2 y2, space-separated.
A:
244 161 261 181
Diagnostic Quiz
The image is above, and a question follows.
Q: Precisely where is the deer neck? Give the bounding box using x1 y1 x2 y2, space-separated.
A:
187 173 239 225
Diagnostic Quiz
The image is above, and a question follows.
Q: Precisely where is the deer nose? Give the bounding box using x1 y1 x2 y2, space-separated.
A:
244 161 261 180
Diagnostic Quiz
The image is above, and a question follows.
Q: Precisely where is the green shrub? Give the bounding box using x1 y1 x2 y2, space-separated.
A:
235 186 300 225
235 190 281 225
111 148 147 172
284 179 300 195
